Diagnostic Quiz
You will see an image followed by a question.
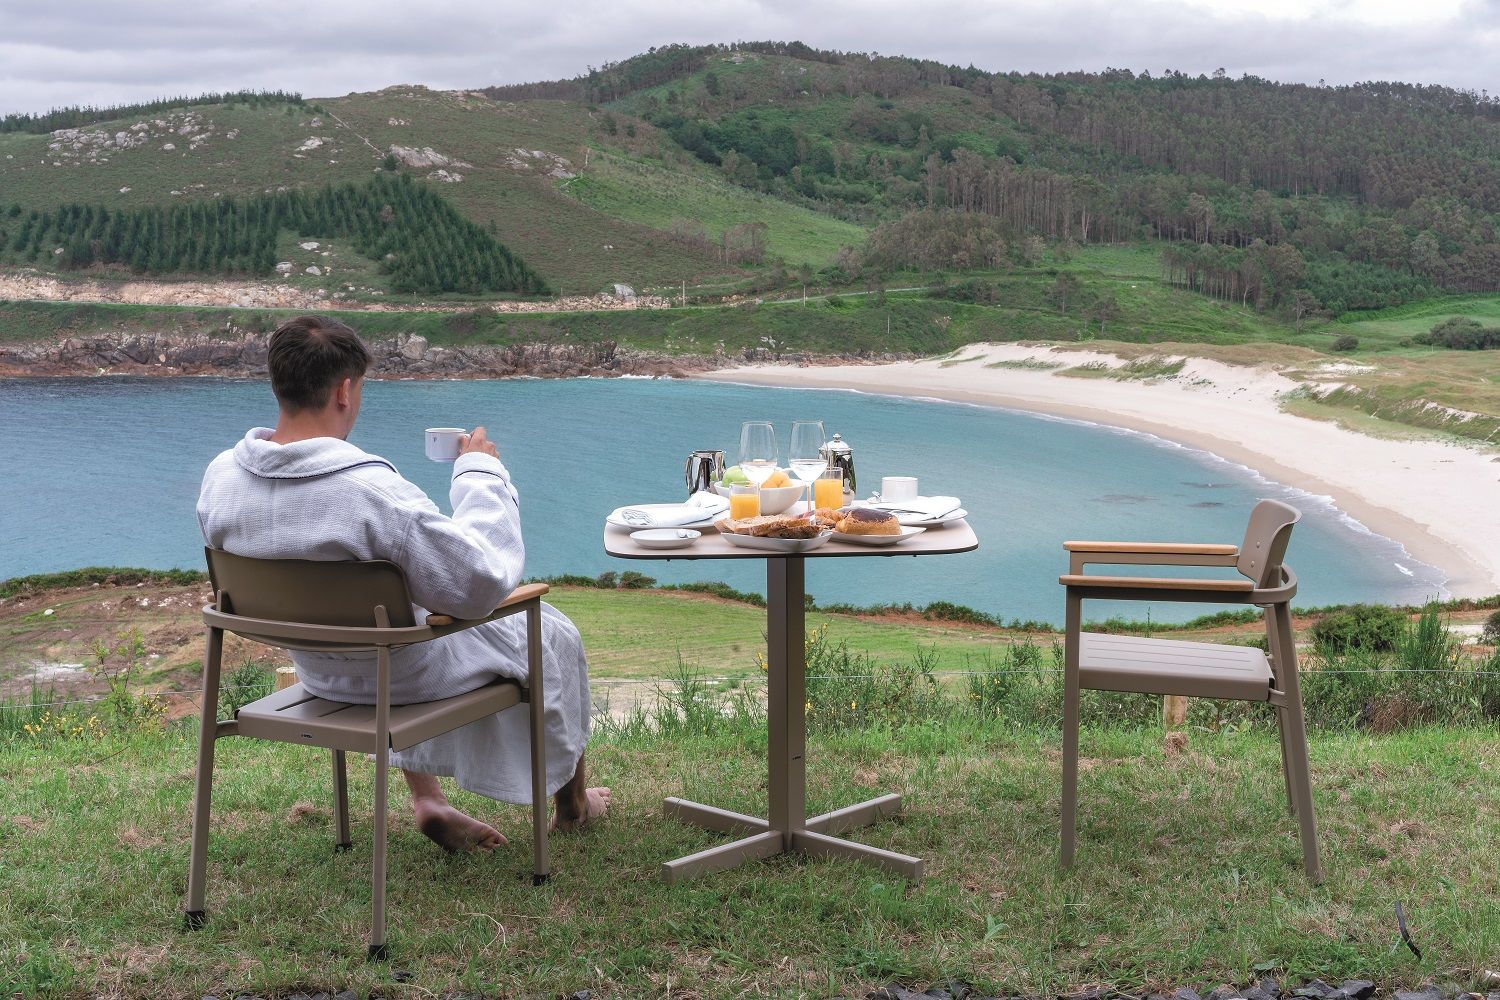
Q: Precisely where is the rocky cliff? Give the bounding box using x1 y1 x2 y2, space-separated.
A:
0 330 905 379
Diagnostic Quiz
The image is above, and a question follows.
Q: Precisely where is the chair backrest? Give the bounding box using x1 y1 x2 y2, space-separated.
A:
1236 499 1300 589
204 547 417 629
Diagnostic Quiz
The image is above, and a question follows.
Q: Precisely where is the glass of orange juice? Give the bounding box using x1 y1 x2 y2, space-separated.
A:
729 484 760 519
813 468 844 510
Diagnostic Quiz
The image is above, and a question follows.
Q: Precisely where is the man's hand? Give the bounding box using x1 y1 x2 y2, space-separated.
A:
459 426 499 459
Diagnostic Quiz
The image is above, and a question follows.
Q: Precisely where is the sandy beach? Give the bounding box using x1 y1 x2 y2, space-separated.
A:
701 343 1500 599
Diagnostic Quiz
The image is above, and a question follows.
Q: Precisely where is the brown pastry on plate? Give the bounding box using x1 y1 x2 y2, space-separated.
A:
836 507 901 536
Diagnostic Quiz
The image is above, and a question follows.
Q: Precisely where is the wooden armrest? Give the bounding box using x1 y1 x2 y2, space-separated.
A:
1059 574 1254 592
425 583 551 627
1063 540 1239 556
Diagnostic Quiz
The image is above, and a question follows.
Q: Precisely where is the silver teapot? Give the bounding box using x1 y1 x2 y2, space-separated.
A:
819 433 856 496
684 449 725 498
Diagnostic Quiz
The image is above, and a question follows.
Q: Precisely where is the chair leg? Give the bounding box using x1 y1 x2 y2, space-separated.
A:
1272 603 1322 882
1280 701 1321 882
368 639 392 960
332 749 352 852
184 625 224 930
527 602 550 886
1060 593 1082 869
1266 614 1297 817
1276 706 1298 817
369 744 389 959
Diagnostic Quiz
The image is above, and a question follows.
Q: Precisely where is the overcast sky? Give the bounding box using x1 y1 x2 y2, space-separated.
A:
2 0 1497 117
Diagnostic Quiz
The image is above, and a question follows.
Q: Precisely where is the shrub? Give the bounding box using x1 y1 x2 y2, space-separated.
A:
1424 316 1500 350
967 639 1043 716
803 626 944 730
1481 609 1500 645
223 662 275 716
1394 604 1456 671
1310 603 1405 653
617 571 657 589
1331 334 1359 352
922 601 1000 626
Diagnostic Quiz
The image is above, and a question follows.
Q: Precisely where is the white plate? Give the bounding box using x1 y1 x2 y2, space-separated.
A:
606 504 722 531
718 530 833 553
892 507 968 527
831 525 926 547
629 528 701 550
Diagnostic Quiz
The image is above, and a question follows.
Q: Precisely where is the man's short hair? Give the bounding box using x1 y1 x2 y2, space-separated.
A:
267 315 372 412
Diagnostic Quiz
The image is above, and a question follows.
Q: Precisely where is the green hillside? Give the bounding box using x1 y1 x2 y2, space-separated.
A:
0 89 728 293
566 148 864 269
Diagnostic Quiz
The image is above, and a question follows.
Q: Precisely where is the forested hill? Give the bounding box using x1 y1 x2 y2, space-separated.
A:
1 42 1498 316
493 43 1500 312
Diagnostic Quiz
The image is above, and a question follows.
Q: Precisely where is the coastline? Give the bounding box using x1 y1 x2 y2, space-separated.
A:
698 343 1500 599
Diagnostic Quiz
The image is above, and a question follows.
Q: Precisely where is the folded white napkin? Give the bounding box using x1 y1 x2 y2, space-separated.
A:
613 491 729 528
866 495 962 519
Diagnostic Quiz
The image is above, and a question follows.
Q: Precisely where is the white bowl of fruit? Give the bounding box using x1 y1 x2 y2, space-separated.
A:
715 466 805 514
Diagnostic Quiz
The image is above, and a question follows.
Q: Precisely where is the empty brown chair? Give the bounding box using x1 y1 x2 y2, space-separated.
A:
183 548 552 959
1057 499 1321 881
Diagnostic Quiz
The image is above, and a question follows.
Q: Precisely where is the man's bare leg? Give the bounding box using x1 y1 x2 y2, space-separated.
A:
402 769 506 853
552 754 611 832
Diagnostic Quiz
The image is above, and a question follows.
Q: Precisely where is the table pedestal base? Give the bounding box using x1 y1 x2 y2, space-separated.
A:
661 793 923 884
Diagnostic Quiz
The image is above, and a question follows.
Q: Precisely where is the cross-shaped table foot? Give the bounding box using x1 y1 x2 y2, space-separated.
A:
660 792 923 884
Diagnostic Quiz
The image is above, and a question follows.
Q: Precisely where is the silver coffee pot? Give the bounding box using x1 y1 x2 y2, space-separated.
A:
819 433 856 496
684 449 726 497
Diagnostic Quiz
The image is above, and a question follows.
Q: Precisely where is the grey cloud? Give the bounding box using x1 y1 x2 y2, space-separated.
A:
1 0 1495 116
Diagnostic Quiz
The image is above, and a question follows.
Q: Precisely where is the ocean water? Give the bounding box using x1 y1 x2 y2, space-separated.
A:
0 376 1445 623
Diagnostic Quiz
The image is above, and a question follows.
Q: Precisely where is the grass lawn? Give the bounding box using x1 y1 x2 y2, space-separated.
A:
549 587 1006 680
2 717 1497 998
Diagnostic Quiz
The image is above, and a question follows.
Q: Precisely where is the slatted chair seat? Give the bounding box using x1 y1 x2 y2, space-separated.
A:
237 679 523 754
1077 632 1273 701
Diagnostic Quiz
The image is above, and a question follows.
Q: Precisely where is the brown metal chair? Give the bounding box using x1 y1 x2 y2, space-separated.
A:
1058 499 1321 881
184 547 552 959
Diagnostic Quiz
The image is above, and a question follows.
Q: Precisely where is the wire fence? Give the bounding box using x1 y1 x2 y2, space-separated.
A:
5 666 1500 716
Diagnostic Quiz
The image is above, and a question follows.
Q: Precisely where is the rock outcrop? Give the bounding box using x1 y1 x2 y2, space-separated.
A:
0 330 905 381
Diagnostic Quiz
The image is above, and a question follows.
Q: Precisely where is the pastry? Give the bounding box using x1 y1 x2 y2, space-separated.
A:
836 507 901 536
808 507 845 530
716 515 824 539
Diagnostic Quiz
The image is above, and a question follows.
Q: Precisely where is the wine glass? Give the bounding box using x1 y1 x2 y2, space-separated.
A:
738 421 779 487
788 420 827 512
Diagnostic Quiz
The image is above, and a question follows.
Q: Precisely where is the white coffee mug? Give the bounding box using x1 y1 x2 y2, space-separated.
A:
424 427 465 462
881 476 919 500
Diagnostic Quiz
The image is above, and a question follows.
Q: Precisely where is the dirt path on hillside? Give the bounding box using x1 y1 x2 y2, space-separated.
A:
0 269 671 314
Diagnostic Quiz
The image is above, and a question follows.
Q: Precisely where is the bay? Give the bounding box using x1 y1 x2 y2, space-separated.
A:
0 376 1444 623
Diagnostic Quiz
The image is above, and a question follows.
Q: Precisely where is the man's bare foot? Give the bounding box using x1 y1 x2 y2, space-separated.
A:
413 799 506 853
552 786 611 832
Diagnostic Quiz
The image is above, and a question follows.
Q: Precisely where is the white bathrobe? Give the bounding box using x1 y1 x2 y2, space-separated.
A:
197 428 590 804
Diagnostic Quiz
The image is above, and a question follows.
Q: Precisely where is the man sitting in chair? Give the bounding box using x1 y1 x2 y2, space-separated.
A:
198 315 608 852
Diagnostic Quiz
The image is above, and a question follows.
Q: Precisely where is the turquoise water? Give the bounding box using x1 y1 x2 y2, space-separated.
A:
0 376 1444 623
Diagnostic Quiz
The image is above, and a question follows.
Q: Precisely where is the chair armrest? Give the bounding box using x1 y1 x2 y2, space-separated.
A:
1064 540 1239 571
1059 573 1255 604
1059 574 1253 591
1064 541 1239 556
425 583 551 627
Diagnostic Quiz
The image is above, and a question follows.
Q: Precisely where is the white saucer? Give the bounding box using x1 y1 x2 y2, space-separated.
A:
629 528 701 550
606 503 722 531
893 508 967 528
831 525 926 547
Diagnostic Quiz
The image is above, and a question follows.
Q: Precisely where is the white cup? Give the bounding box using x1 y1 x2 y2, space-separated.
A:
424 427 465 462
881 476 919 501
